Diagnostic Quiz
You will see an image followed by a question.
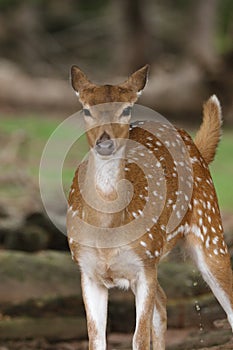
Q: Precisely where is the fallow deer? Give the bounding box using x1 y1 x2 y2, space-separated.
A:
67 65 233 350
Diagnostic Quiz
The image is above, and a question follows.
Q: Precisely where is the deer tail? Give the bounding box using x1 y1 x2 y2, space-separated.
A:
194 95 222 165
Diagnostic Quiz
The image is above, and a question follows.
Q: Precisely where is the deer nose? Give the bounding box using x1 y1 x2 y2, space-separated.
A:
95 132 115 156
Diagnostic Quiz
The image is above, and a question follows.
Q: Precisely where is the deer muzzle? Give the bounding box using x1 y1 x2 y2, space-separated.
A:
95 132 115 156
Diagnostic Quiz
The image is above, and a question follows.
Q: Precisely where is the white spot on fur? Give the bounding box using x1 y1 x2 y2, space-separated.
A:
138 209 144 217
72 210 78 218
146 250 154 259
191 224 204 242
202 226 207 235
149 233 153 240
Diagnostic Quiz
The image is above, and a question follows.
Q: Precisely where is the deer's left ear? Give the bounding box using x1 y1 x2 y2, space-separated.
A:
122 64 150 95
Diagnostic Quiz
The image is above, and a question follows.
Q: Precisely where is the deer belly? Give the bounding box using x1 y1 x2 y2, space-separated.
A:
79 248 143 290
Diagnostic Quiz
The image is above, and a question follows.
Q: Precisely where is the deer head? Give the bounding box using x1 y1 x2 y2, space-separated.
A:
71 65 149 157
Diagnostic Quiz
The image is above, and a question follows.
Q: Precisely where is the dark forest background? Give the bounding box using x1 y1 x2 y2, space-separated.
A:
0 0 232 120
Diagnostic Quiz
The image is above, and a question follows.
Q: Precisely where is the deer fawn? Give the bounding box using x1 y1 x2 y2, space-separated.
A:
67 65 233 350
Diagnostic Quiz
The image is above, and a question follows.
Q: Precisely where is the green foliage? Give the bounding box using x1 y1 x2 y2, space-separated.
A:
218 0 233 34
0 0 19 11
216 0 233 53
210 130 233 211
78 0 109 14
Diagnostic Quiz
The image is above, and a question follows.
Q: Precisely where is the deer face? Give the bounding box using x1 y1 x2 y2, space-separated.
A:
82 104 132 156
71 65 149 157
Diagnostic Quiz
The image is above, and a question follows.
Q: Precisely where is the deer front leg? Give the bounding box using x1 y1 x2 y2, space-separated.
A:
81 272 108 350
133 269 156 350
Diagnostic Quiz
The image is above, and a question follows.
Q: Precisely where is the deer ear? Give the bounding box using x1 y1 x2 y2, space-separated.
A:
122 64 150 95
71 66 92 95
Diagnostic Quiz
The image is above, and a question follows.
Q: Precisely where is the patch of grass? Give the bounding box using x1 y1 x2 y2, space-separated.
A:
210 130 233 211
0 114 88 199
0 114 59 140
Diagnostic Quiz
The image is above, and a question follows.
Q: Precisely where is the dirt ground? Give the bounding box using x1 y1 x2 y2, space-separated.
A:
1 328 233 350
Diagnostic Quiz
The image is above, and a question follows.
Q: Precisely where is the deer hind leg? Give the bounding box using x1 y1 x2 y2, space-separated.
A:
185 221 233 330
151 283 167 350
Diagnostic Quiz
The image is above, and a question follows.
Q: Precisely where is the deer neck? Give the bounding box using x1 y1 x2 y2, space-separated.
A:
82 147 128 227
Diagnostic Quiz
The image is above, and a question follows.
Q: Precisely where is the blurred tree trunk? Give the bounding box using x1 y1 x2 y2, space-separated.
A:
121 0 150 71
187 0 219 71
14 2 58 76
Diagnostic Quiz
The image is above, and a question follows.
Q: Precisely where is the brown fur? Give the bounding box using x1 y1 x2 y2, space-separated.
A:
194 95 222 164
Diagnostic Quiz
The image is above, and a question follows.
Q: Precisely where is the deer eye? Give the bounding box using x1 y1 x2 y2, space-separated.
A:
121 106 132 117
83 108 92 117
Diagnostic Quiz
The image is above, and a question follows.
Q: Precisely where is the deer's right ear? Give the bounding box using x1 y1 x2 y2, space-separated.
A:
71 66 92 96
